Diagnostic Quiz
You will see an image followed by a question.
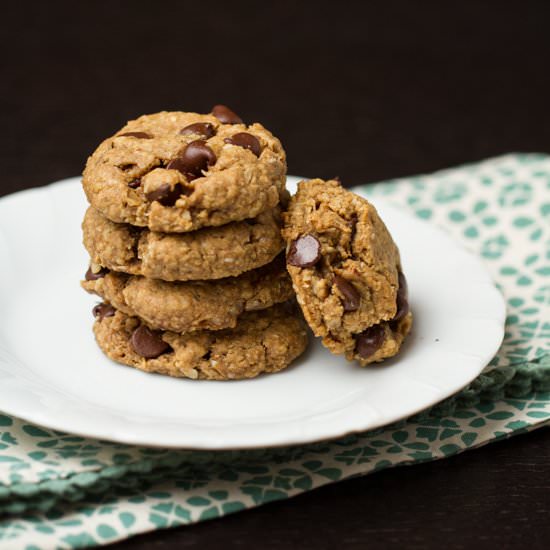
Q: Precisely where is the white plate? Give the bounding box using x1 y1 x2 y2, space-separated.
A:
0 177 505 449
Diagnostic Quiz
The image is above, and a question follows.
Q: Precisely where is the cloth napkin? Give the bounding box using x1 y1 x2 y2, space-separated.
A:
1 154 549 549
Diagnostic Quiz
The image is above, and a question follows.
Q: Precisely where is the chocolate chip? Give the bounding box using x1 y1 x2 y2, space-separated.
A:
334 275 361 312
180 122 216 139
166 140 217 180
146 182 186 206
118 131 153 139
130 325 171 359
355 325 385 359
118 163 137 172
92 303 115 320
128 178 141 189
393 271 409 322
85 266 108 281
212 104 243 124
224 132 262 157
287 234 322 268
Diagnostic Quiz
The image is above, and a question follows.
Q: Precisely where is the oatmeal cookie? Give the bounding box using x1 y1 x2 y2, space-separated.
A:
92 303 308 380
82 206 285 281
83 256 293 333
282 178 412 366
82 108 287 232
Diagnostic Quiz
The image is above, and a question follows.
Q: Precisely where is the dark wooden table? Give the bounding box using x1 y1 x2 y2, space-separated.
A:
2 1 549 548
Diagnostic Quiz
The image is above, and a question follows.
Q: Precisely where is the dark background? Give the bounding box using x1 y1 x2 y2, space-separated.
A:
2 1 549 548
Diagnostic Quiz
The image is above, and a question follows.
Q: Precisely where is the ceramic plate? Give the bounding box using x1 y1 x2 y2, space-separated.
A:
0 177 505 449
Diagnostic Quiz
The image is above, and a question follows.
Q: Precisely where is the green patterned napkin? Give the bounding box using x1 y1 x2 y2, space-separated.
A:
1 154 549 549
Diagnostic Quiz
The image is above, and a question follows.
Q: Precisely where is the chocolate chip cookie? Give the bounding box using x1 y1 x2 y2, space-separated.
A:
92 303 308 380
82 107 287 233
82 206 285 281
282 178 412 366
83 256 293 333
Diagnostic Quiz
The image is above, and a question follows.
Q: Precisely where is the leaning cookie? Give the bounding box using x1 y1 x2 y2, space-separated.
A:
282 178 412 366
82 107 287 233
82 256 293 333
82 206 285 281
92 303 308 381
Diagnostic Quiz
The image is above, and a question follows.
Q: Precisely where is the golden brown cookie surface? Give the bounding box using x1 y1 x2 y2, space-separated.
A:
82 109 287 232
282 178 412 366
82 206 285 281
92 303 308 381
83 257 293 333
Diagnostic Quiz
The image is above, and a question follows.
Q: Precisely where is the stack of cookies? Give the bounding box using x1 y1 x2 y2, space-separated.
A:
81 106 308 380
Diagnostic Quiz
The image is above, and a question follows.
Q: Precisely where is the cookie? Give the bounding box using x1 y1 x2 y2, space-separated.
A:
83 256 293 333
92 303 308 380
82 108 287 233
82 206 285 281
282 178 412 366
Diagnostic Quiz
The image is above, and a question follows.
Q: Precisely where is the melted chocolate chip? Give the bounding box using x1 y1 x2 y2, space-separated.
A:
128 178 141 189
145 183 184 206
355 325 385 359
118 131 153 139
85 266 108 281
287 234 322 268
212 104 243 124
334 275 361 312
92 303 115 320
224 132 261 157
180 122 216 139
130 325 171 359
167 140 216 180
393 271 409 322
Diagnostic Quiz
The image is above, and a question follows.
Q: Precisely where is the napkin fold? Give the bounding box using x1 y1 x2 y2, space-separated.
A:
1 154 548 549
